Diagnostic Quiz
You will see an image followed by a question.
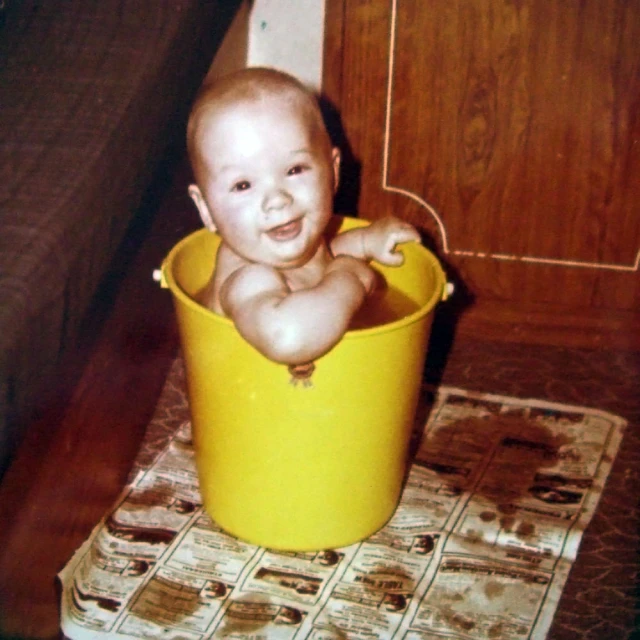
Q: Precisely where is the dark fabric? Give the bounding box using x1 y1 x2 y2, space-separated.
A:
0 0 240 475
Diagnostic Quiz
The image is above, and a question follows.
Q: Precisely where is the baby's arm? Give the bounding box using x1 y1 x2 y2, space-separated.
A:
331 216 420 266
220 257 375 365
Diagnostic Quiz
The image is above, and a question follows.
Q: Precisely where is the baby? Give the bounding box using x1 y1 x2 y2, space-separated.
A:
186 67 419 367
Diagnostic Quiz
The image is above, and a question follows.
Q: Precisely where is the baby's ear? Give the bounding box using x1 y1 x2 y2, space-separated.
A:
331 147 341 192
188 185 217 232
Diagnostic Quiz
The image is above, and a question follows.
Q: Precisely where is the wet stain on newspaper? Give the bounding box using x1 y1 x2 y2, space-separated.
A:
421 410 575 507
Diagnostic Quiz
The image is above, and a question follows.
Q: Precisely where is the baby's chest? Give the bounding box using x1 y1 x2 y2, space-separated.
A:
284 270 323 292
283 262 328 292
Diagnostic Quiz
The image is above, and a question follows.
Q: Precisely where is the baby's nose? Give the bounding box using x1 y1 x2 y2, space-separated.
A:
262 187 293 212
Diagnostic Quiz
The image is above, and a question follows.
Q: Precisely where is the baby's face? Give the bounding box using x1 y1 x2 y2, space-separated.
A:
195 97 339 269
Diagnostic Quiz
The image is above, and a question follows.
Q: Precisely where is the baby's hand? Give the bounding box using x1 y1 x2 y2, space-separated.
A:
326 255 377 296
364 216 420 266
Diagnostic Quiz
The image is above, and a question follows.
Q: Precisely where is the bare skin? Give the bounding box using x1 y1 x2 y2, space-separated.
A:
187 68 420 366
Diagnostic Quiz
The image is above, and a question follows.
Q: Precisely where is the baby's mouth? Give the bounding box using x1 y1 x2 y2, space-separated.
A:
267 217 303 242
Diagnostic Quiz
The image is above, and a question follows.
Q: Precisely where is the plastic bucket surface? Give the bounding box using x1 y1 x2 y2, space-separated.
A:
162 216 446 550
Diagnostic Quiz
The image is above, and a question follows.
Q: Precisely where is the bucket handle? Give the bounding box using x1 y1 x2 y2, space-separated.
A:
153 264 169 289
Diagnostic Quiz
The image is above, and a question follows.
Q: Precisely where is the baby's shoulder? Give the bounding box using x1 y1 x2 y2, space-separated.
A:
215 244 285 292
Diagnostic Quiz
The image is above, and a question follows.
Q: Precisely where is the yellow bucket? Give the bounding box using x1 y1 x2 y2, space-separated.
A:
161 216 446 550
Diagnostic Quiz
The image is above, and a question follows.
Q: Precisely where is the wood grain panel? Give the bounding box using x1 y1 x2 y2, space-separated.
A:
323 0 640 346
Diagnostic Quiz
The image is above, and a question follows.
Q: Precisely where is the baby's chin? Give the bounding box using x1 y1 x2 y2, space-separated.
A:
262 240 325 270
230 242 307 268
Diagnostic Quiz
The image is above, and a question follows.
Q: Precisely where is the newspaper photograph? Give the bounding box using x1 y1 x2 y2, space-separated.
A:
59 386 626 640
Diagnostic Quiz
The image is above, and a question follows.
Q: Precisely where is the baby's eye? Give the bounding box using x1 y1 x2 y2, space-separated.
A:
287 164 309 176
231 180 251 192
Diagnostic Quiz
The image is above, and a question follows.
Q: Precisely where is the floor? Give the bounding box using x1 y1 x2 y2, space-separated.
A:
0 152 638 639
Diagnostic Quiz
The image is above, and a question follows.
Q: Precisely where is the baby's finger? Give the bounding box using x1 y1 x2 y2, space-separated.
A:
382 245 405 266
394 226 421 244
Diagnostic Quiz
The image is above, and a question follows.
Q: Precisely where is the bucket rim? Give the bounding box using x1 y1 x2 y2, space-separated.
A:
162 217 446 339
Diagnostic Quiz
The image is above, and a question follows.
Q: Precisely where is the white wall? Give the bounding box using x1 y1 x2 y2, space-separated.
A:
247 0 325 90
208 0 325 91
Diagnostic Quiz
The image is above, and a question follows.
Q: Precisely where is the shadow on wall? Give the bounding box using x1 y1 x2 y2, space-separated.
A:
318 94 362 217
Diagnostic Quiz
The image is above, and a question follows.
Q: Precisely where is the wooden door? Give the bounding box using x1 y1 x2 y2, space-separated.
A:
323 0 640 348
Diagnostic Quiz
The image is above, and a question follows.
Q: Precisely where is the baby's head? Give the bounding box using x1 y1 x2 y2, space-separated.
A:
187 67 336 188
186 67 341 269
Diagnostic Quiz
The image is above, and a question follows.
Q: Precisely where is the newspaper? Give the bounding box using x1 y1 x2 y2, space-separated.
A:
59 386 626 640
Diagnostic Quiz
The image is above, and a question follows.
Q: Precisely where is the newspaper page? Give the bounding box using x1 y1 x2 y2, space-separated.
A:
59 386 626 640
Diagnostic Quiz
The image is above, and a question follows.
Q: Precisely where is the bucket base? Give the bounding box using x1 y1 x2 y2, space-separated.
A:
208 507 397 552
201 482 402 551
